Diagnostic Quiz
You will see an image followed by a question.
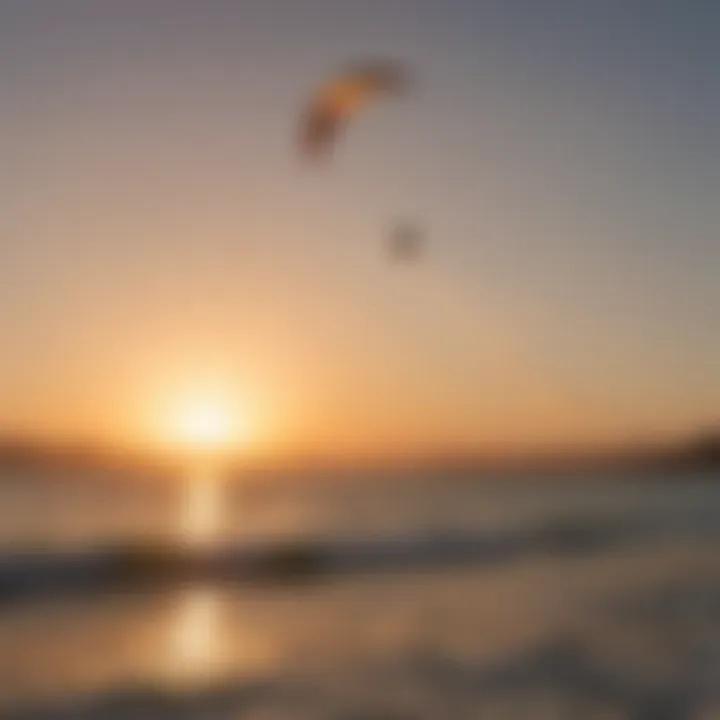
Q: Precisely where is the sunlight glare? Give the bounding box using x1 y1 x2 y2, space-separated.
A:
161 392 253 454
181 473 222 544
179 403 232 446
170 587 224 682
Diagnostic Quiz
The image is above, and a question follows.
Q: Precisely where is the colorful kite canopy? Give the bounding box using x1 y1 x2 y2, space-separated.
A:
299 60 409 160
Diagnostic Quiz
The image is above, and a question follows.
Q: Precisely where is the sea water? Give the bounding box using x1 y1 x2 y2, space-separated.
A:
0 467 718 718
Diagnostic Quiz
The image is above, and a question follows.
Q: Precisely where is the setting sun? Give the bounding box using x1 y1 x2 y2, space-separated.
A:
160 394 252 454
178 404 233 447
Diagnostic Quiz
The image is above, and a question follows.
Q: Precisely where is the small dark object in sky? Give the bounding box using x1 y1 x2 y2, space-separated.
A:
388 222 424 263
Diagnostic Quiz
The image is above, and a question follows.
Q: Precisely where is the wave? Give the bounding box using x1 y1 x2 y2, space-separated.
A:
0 507 718 604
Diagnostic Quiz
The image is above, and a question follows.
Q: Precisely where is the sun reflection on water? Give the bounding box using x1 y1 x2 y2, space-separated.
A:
180 469 223 545
169 468 225 682
171 585 224 681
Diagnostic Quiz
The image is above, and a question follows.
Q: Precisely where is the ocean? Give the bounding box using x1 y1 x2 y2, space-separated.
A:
0 466 718 718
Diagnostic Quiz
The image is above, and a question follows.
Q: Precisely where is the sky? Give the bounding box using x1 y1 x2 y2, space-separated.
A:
1 0 718 458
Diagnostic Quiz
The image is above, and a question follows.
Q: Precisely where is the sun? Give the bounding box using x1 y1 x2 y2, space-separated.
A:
179 404 233 447
164 395 251 453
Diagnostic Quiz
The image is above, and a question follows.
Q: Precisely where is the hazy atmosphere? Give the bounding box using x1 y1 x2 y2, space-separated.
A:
2 0 718 460
1 3 719 718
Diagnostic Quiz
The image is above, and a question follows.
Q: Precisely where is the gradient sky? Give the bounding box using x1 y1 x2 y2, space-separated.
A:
1 0 718 456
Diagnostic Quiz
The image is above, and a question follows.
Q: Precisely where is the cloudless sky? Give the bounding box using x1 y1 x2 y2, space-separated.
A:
1 0 718 456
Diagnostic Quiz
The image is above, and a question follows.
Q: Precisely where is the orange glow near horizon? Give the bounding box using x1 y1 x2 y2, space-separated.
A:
150 385 256 458
174 402 234 449
2 2 719 461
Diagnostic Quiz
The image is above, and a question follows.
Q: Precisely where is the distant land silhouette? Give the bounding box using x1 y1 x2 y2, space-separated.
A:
0 428 717 480
662 429 720 469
